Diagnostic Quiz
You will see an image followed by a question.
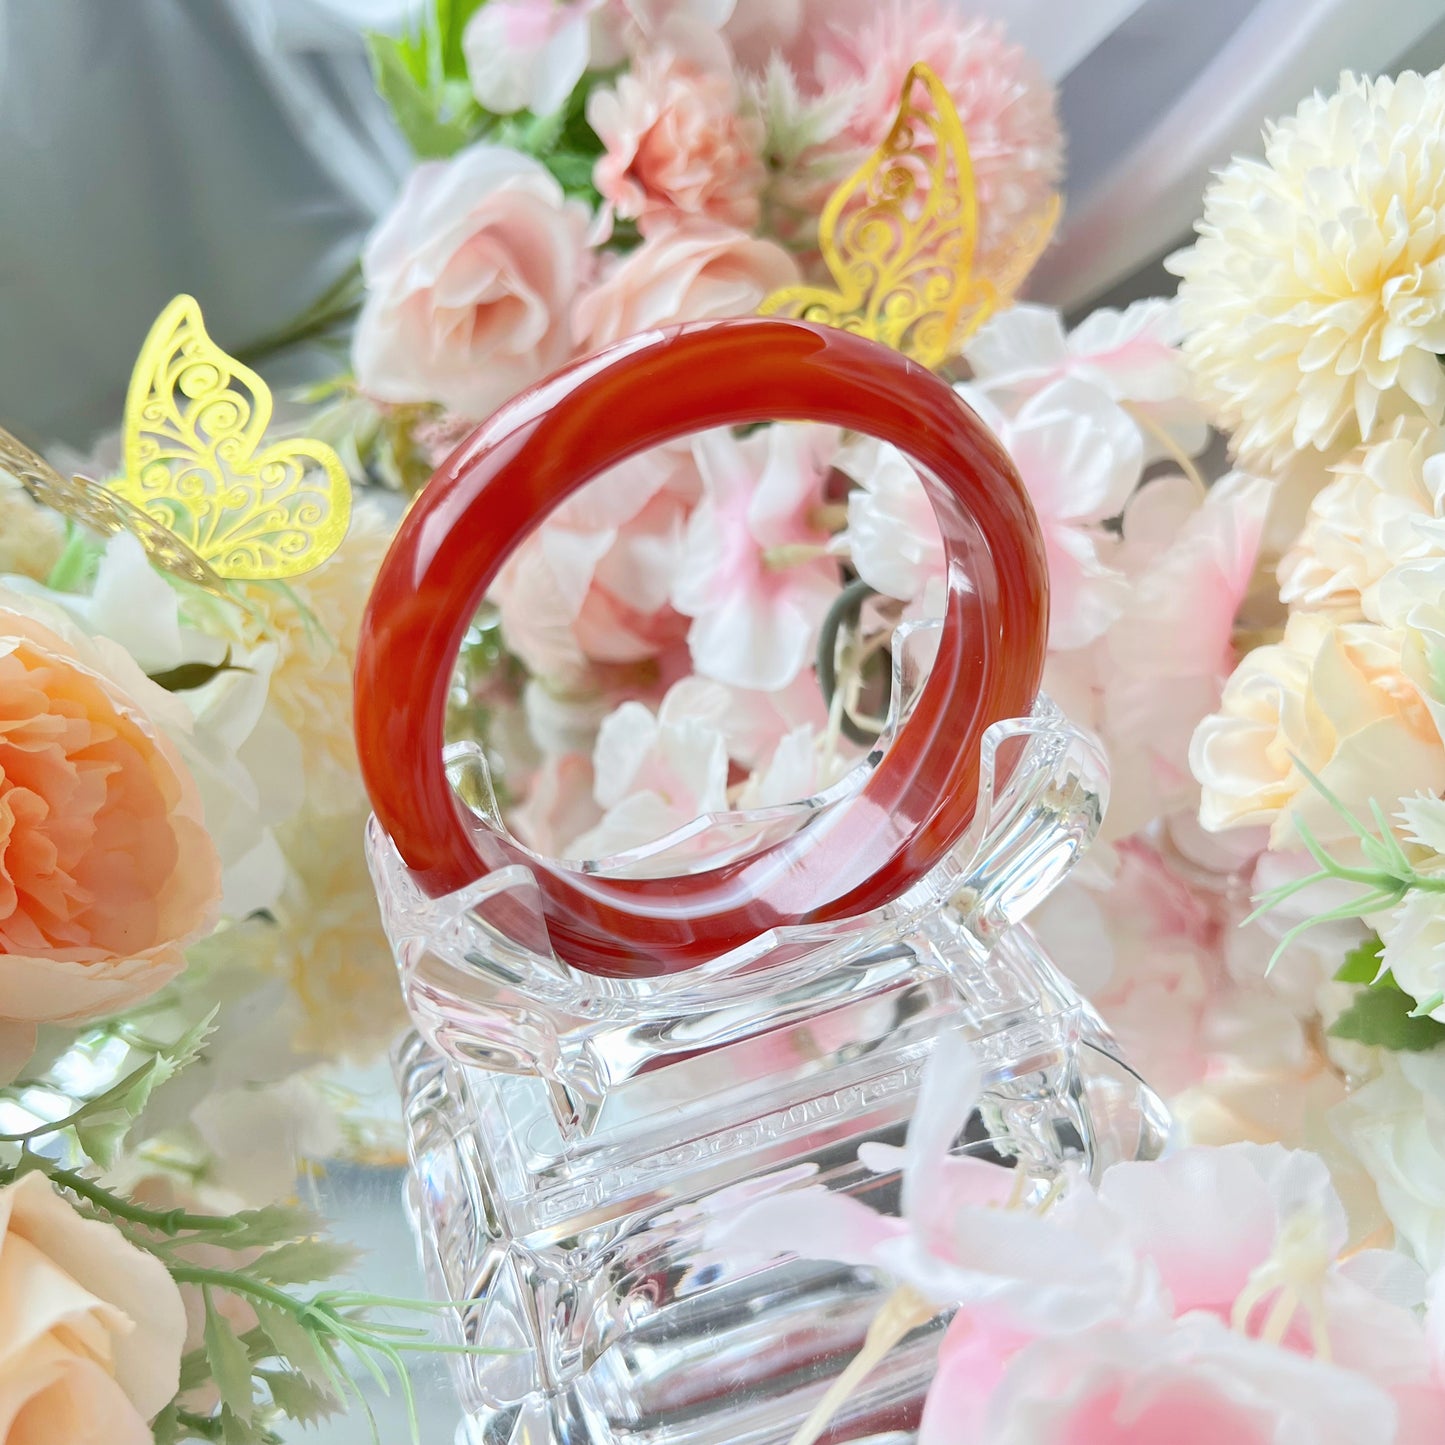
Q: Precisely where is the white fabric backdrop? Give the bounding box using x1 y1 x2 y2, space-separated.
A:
2 0 1443 440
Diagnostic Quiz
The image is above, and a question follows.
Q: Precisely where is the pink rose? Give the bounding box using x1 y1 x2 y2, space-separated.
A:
353 144 592 419
0 592 221 1073
572 219 798 352
0 1173 187 1441
588 48 765 234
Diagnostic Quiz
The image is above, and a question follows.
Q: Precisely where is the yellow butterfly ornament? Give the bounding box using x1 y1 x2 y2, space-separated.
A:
1 295 351 596
760 62 1061 368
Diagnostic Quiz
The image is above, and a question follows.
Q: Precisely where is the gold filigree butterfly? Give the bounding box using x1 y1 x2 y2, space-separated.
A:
760 62 1061 368
1 295 351 595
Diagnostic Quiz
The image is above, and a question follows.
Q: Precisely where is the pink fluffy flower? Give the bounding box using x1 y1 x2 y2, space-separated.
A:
958 380 1143 651
673 423 842 691
813 2 1062 268
589 47 766 234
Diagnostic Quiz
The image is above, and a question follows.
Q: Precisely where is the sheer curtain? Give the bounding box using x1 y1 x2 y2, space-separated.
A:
2 0 1442 445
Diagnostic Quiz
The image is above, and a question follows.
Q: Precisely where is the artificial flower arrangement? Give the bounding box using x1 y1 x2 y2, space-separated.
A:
333 0 1445 1435
0 298 455 1442
4 0 1445 1433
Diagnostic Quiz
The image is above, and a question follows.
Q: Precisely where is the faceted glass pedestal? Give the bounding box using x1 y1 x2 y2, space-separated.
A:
374 703 1169 1444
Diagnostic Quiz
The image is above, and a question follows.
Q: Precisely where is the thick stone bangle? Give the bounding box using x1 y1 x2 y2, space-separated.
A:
354 318 1048 977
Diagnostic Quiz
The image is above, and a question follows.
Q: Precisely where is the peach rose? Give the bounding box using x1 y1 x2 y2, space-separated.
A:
572 219 798 352
0 1172 187 1441
0 591 220 1070
1190 610 1445 848
353 144 592 419
589 48 765 235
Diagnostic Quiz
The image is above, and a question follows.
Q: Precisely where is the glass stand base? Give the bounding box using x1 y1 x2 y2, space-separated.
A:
395 924 1167 1445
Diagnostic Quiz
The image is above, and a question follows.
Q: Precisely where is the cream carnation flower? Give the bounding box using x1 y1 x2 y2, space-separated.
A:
1334 1047 1445 1268
215 504 393 814
1373 794 1445 1021
263 806 406 1062
0 474 63 582
1190 610 1445 848
1169 70 1445 469
1280 422 1445 620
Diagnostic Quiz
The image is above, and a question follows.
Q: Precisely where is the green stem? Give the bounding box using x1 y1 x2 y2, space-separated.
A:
43 1166 246 1237
171 1265 306 1316
0 1057 157 1142
231 264 364 369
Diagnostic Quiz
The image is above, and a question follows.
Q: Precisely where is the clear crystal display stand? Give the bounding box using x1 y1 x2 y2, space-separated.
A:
374 692 1168 1445
355 319 1169 1444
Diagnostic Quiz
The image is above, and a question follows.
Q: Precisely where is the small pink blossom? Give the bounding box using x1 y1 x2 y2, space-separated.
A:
925 1316 1393 1445
965 299 1209 461
509 752 600 858
567 699 729 860
489 448 698 683
717 1035 1142 1332
959 380 1142 650
572 219 798 353
673 424 842 691
463 0 601 116
589 48 766 234
1102 471 1274 833
835 437 944 613
813 3 1062 269
660 671 827 770
917 1142 1434 1445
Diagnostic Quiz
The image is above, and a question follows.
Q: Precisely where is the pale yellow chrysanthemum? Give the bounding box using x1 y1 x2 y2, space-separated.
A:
0 475 64 581
268 806 406 1062
1169 70 1445 470
219 503 393 813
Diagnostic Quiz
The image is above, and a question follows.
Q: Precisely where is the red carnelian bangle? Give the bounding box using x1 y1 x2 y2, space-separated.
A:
354 318 1048 977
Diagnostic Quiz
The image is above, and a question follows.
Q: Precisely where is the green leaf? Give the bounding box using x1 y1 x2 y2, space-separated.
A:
1335 936 1387 985
250 1302 337 1393
366 32 481 158
151 1402 185 1445
247 1238 360 1287
435 0 489 80
204 1289 257 1424
75 1009 217 1164
219 1407 279 1445
1330 985 1445 1052
546 150 601 198
257 1368 339 1425
216 1203 326 1251
148 649 249 693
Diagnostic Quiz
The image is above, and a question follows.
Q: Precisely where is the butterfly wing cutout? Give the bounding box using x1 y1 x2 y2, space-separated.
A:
760 62 1058 367
115 295 351 582
0 427 226 593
